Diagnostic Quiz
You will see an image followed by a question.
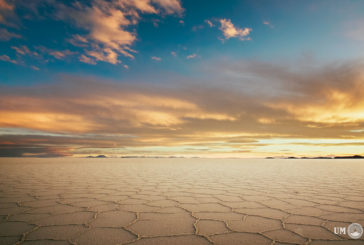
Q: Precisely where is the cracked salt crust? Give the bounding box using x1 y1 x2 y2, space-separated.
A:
0 158 363 245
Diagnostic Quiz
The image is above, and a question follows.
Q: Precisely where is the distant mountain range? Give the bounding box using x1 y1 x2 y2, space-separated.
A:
85 155 187 159
266 155 364 159
85 155 364 159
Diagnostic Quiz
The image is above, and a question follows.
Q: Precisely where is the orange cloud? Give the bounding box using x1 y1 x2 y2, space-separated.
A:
152 0 183 14
79 54 96 65
266 76 364 124
219 19 252 40
0 85 236 132
61 0 183 64
0 0 13 10
86 48 120 64
0 0 14 25
0 111 97 133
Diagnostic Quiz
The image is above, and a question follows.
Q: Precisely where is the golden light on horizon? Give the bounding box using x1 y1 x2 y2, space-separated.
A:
0 111 96 133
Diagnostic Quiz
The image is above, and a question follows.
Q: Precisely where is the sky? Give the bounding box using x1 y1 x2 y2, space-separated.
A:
1 0 364 158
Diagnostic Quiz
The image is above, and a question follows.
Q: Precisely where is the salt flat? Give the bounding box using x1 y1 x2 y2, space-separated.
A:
0 158 363 245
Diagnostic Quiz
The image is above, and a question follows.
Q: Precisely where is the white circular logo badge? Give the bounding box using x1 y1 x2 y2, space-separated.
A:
348 223 363 239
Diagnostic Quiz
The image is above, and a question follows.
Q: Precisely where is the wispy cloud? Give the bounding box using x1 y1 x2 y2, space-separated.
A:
49 50 75 60
192 24 204 32
151 56 162 61
0 28 20 41
152 0 183 15
30 65 40 71
68 34 88 47
34 46 78 61
219 19 252 41
86 48 120 64
79 54 96 65
205 19 214 27
12 45 38 56
263 20 274 28
186 53 197 59
0 54 17 64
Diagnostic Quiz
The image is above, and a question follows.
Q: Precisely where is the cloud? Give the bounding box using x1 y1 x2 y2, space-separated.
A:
32 46 77 62
79 54 96 65
219 18 252 40
63 3 134 64
186 53 196 59
59 0 183 65
151 56 162 61
205 19 214 27
263 20 274 28
12 45 30 55
1 59 364 157
0 54 17 64
0 0 13 24
30 65 40 71
0 28 20 41
211 59 364 126
86 48 120 64
152 0 183 15
0 0 183 66
49 50 75 60
0 76 236 132
0 144 70 157
12 45 38 56
192 24 204 32
0 0 12 10
68 34 89 47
